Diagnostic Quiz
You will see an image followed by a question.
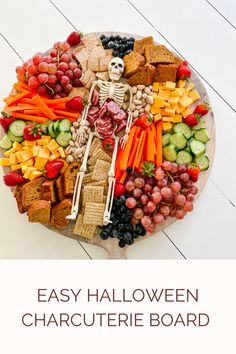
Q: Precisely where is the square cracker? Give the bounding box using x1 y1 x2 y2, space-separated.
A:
73 214 97 239
87 180 107 188
82 173 93 184
83 35 101 48
90 137 102 156
92 159 110 181
96 71 109 81
99 56 112 71
87 56 100 72
83 186 104 204
88 149 112 165
90 46 106 58
83 202 105 225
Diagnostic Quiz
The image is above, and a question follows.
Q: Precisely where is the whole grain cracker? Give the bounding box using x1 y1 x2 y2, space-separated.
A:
87 180 107 188
83 202 105 225
82 173 93 184
88 148 111 165
83 186 104 205
92 159 110 181
90 137 102 156
73 214 97 239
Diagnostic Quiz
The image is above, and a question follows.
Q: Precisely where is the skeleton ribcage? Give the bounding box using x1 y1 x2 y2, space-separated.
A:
99 82 125 107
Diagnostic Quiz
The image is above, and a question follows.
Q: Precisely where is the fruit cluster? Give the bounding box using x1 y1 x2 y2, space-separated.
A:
99 196 146 248
122 161 198 234
100 34 134 58
15 41 82 98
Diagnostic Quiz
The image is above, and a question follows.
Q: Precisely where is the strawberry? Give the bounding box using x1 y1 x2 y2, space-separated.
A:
102 138 115 152
177 61 192 80
184 113 201 127
187 164 200 182
194 102 210 116
137 161 155 177
45 160 64 179
23 124 42 141
3 171 26 186
114 183 126 198
65 96 87 112
0 112 14 133
66 31 83 46
136 113 153 129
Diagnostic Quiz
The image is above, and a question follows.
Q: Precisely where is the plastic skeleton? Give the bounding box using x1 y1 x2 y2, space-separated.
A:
67 58 133 223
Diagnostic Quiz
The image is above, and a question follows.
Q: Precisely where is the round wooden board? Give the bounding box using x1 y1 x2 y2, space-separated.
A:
0 32 215 259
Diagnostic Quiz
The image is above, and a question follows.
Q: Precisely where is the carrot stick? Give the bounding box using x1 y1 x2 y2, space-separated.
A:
119 171 127 184
5 105 35 112
19 98 34 104
147 129 155 163
53 110 80 119
150 123 156 144
23 109 43 115
43 97 70 105
136 131 146 168
127 137 140 168
11 112 48 124
13 83 32 94
51 103 66 110
156 121 163 167
15 82 37 93
5 91 32 106
32 95 57 120
119 126 137 170
133 131 145 169
17 103 36 108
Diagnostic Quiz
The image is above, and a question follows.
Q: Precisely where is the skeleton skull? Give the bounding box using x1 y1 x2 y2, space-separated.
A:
108 58 124 82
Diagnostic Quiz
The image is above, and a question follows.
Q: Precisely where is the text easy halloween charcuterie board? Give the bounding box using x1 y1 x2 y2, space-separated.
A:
0 32 215 259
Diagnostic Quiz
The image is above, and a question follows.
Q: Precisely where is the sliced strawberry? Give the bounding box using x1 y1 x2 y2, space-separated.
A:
45 160 64 179
3 171 26 186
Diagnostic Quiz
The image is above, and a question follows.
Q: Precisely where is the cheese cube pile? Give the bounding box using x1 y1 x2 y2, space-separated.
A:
151 80 200 131
0 136 68 181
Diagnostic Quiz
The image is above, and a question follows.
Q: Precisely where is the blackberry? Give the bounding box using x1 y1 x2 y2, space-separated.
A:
119 239 126 248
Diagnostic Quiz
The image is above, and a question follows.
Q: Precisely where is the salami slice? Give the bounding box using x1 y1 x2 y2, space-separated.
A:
87 114 98 128
99 102 108 119
88 106 100 116
92 90 99 106
107 101 120 115
112 109 127 123
116 120 127 133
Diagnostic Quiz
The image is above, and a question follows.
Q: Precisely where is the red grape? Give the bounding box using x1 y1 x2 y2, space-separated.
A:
65 69 73 79
73 68 82 78
48 64 57 74
175 194 186 206
37 85 48 96
28 76 40 89
159 205 170 217
143 184 152 194
134 177 145 188
53 41 62 49
48 74 57 85
186 194 194 202
171 181 181 193
175 209 186 219
146 223 155 233
161 187 172 201
152 191 162 204
141 215 152 229
158 177 168 188
69 61 78 70
140 194 149 205
154 167 165 180
126 197 137 209
60 53 71 63
63 84 73 93
43 56 52 64
125 180 135 192
178 164 187 173
152 186 160 193
60 75 70 86
183 201 193 212
60 41 70 52
38 62 48 73
153 213 164 224
185 180 194 188
56 70 64 80
170 163 178 173
50 49 57 58
126 174 135 182
146 201 156 213
54 84 62 93
162 161 172 171
180 173 190 182
133 208 144 219
73 78 83 87
133 188 142 199
131 217 140 225
145 176 156 186
32 53 43 65
189 186 198 195
27 63 38 75
58 62 69 72
38 73 48 84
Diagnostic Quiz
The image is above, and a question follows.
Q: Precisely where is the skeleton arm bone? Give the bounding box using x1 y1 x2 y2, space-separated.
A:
80 81 98 126
125 85 133 134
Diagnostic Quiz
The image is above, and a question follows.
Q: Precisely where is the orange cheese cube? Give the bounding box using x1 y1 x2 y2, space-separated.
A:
34 157 47 170
162 116 174 122
152 92 158 99
154 97 165 107
0 157 10 166
165 81 176 90
9 154 17 165
21 165 28 174
170 89 184 97
58 147 66 158
23 167 37 180
152 82 159 92
168 97 179 107
182 108 192 118
157 90 166 98
163 101 171 108
49 152 60 161
188 89 200 101
41 135 51 142
38 148 49 159
43 146 50 155
46 139 60 153
22 146 31 152
23 158 34 167
25 140 37 147
32 145 40 157
173 115 182 123
29 170 44 181
177 80 187 88
162 122 173 131
154 113 162 122
37 138 49 146
11 163 21 171
15 151 23 163
176 106 185 114
164 108 176 117
151 106 161 115
4 143 22 157
179 95 193 108
186 82 194 92
21 151 33 162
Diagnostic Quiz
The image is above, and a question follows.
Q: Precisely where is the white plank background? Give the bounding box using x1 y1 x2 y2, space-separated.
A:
0 0 235 259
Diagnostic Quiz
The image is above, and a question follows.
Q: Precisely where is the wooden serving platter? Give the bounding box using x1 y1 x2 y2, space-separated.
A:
0 32 215 259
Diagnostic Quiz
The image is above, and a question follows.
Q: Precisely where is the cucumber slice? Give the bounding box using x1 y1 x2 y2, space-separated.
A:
7 131 24 143
41 121 51 134
173 123 192 140
59 119 72 132
163 144 177 162
9 120 26 137
0 135 13 150
162 133 171 147
194 128 210 144
53 121 61 135
170 132 187 150
195 155 210 171
176 151 193 165
56 132 72 147
48 122 56 138
190 140 206 157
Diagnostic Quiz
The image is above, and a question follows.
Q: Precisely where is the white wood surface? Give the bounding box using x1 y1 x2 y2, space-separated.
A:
0 0 235 259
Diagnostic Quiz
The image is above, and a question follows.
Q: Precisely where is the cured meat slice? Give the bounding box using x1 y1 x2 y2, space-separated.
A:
112 109 127 123
88 106 100 116
116 120 127 133
98 102 108 119
92 89 99 106
87 114 99 128
107 101 120 115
